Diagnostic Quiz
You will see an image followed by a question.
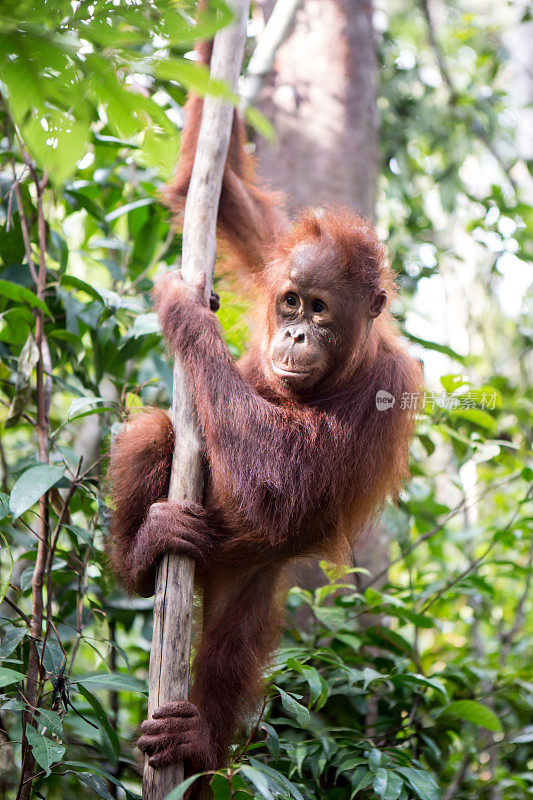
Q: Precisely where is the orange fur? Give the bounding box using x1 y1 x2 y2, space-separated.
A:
108 31 422 800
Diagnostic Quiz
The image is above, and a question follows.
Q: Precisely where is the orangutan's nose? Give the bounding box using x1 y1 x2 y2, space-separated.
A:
285 327 306 344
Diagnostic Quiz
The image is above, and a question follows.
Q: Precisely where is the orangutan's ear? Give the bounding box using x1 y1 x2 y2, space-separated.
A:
369 289 387 318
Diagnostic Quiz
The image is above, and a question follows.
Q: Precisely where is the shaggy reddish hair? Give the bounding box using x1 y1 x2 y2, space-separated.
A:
108 39 422 800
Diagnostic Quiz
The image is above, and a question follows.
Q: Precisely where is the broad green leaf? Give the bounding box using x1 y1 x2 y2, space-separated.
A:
26 725 65 774
0 493 10 519
395 767 440 800
0 627 26 659
36 631 65 675
75 672 147 693
334 632 362 651
374 768 403 800
9 464 65 518
77 684 120 759
362 667 385 690
68 397 111 419
0 667 26 687
240 765 275 800
368 749 383 772
37 709 63 737
440 374 469 393
259 722 279 761
337 756 366 772
0 279 51 315
276 687 310 728
248 757 305 800
60 275 105 304
154 59 235 101
352 767 373 794
23 110 90 185
63 762 131 795
286 658 327 707
440 700 502 731
1 698 26 712
451 408 496 431
76 772 114 800
127 312 160 338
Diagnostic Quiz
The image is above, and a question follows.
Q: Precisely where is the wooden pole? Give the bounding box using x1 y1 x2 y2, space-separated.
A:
143 2 250 799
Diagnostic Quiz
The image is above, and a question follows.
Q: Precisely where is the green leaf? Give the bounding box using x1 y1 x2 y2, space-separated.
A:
6 331 39 427
404 333 467 363
26 725 65 774
60 275 105 304
36 633 65 675
154 59 235 102
352 767 373 795
77 684 120 759
362 667 385 690
240 765 275 800
368 748 383 772
395 768 440 800
244 106 275 141
440 374 469 393
23 109 90 186
0 493 10 520
9 464 65 519
392 673 448 701
76 772 114 800
0 278 51 315
0 667 26 687
68 397 112 419
451 407 496 431
0 627 26 659
286 659 328 707
75 672 147 693
247 757 305 800
127 312 160 338
104 198 154 223
164 774 203 800
62 762 132 796
259 722 279 761
1 698 26 712
440 700 502 731
37 709 63 737
374 769 403 800
0 532 14 602
276 687 310 728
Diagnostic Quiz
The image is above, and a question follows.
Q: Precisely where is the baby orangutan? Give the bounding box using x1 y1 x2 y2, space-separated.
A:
108 73 422 800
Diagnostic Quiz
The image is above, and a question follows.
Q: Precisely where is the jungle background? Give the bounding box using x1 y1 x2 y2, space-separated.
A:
0 1 532 799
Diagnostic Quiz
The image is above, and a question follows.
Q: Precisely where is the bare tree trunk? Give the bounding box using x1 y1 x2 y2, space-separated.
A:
255 0 378 218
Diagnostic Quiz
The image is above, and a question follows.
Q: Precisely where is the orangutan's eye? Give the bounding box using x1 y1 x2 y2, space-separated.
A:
312 300 326 314
285 293 298 307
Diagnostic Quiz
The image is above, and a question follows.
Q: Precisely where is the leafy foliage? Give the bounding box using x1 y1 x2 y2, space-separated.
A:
0 1 531 799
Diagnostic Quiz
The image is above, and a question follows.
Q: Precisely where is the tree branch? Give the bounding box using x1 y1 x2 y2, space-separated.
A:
240 0 302 108
17 166 51 800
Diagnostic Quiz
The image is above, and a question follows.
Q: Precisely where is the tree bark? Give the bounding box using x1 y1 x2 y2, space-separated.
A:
143 3 250 798
255 0 378 219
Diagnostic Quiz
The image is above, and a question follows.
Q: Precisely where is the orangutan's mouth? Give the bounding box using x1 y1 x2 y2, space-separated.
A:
271 361 312 378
